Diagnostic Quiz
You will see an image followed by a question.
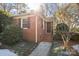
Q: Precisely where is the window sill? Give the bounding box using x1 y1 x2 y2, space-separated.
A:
22 28 28 29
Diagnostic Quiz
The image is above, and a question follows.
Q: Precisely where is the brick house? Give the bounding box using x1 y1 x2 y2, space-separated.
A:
12 13 53 43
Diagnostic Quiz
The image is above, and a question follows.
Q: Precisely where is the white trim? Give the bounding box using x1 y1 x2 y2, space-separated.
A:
43 20 44 30
35 16 38 43
23 28 28 29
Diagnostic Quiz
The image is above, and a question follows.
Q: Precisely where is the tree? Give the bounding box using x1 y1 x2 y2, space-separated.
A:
0 10 12 33
0 3 28 15
56 23 70 49
54 3 79 49
0 3 7 11
0 10 22 45
54 4 73 49
40 3 58 17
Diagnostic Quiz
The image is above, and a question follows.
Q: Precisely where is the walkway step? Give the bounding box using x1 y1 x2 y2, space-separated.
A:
29 42 52 56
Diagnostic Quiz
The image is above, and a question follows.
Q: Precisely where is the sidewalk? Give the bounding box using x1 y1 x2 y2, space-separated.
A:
0 49 17 56
29 42 52 56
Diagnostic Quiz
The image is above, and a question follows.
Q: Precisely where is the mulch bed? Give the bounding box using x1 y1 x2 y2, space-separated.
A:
68 40 79 46
0 40 38 56
49 40 79 56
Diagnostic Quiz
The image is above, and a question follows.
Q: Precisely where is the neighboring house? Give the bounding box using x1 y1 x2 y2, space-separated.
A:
12 13 53 43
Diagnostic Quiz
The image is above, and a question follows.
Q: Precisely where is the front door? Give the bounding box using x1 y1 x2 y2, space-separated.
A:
47 22 51 33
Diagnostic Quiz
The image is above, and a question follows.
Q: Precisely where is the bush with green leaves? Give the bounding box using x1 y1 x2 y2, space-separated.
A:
53 32 62 40
70 34 79 41
56 23 70 40
56 23 69 33
0 10 12 33
70 28 79 40
0 25 22 45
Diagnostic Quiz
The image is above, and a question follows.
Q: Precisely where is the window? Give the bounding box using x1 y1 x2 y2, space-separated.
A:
47 22 51 33
18 18 21 28
21 18 30 29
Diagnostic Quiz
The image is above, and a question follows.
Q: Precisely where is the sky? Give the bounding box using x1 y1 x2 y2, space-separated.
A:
44 3 58 16
0 0 79 3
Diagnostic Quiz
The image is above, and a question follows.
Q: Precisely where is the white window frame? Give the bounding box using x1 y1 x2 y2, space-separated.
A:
21 18 29 29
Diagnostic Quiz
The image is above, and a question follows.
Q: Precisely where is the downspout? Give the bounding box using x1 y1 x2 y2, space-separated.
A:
35 15 38 43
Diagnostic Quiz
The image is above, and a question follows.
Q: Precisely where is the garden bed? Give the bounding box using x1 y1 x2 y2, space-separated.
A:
49 40 79 56
0 40 38 56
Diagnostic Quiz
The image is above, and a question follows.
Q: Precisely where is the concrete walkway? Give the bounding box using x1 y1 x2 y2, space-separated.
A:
72 44 79 53
29 42 52 56
0 49 17 56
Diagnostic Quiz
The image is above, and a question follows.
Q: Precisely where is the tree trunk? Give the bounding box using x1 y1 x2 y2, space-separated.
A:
62 34 69 49
63 40 69 49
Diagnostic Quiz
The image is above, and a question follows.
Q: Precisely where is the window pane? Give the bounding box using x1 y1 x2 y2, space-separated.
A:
22 18 30 28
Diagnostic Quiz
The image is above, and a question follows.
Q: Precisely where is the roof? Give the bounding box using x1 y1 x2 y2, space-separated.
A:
11 10 35 17
12 13 32 17
12 12 53 22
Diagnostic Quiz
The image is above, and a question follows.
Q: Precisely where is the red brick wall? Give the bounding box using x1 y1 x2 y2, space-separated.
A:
23 16 36 42
13 15 36 42
13 14 53 42
37 16 53 42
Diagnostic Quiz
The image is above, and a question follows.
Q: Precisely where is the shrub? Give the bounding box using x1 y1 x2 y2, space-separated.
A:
53 32 62 40
55 23 70 40
0 25 23 45
0 10 12 33
70 28 79 41
70 33 79 41
56 23 69 33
